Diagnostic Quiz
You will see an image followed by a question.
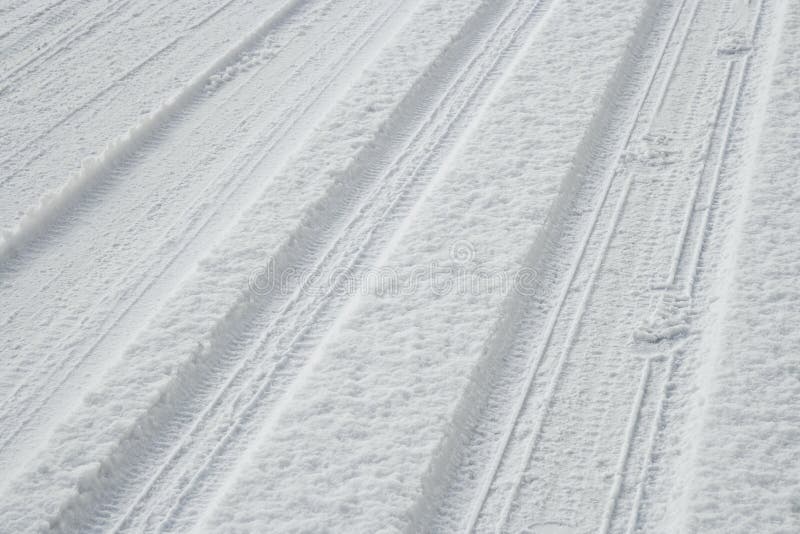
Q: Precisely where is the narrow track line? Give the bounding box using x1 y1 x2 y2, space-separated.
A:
685 60 748 295
495 161 635 532
665 60 734 288
597 359 651 534
646 0 703 131
622 352 676 534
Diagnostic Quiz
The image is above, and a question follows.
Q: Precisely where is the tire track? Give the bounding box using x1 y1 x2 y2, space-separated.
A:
0 0 376 461
100 6 419 527
150 0 572 527
619 1 770 531
42 0 570 529
0 9 316 410
0 0 351 480
445 0 692 530
496 1 725 529
0 0 333 336
553 0 769 530
0 0 323 401
597 361 651 534
664 58 733 289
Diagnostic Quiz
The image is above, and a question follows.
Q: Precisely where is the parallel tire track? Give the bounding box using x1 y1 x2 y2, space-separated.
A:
619 1 770 531
437 0 706 530
0 0 372 460
0 0 334 335
44 0 580 529
105 6 419 529
493 0 701 527
147 0 575 528
0 0 336 421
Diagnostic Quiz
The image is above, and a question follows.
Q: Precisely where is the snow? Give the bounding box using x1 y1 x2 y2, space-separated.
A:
0 0 798 532
677 1 800 531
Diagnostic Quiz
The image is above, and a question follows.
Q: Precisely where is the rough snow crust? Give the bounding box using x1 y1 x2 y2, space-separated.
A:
0 0 797 532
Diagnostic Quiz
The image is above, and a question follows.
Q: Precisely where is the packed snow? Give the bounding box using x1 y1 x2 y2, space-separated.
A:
0 0 798 532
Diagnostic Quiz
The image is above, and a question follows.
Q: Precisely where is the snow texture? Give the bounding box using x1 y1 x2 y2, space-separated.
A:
0 0 797 532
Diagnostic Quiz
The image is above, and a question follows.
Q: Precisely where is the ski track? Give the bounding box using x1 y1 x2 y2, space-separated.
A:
0 0 795 531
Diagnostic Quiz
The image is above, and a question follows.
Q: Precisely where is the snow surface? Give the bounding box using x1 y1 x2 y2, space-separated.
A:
0 0 798 532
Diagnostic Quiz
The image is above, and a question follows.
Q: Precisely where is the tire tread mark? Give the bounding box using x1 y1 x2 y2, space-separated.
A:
463 0 689 529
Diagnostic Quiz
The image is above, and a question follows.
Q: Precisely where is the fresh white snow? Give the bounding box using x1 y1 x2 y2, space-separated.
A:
0 0 798 532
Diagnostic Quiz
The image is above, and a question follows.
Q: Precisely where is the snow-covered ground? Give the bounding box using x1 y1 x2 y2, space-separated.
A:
1 0 798 532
